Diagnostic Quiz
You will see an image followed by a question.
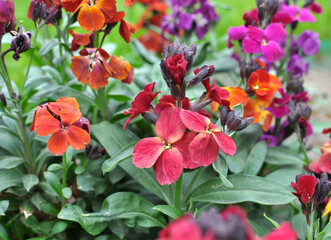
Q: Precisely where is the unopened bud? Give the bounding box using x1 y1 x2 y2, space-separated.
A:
189 65 215 86
142 105 159 124
267 0 280 17
257 6 266 23
73 117 91 134
0 93 7 107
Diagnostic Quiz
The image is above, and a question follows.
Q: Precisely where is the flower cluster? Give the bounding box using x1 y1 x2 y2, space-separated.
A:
30 97 91 155
158 206 297 240
124 40 254 185
161 0 219 39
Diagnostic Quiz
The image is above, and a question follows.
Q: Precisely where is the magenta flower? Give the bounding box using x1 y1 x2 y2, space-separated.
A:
132 108 197 185
287 54 309 77
297 30 320 56
281 4 315 23
266 89 292 118
227 25 247 48
242 23 287 62
180 110 236 166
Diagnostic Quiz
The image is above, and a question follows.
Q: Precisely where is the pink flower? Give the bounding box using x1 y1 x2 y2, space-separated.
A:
266 89 292 118
281 4 315 23
180 110 236 166
262 222 297 240
227 25 247 48
242 23 287 62
132 107 197 185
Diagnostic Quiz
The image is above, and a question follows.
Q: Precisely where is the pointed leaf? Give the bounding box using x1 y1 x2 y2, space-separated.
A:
153 205 182 219
244 141 268 175
22 174 39 192
0 200 9 216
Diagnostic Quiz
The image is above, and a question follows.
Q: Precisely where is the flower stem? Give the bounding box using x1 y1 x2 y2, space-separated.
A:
94 31 100 48
98 87 110 121
174 174 183 210
184 167 203 202
176 100 182 108
62 152 67 207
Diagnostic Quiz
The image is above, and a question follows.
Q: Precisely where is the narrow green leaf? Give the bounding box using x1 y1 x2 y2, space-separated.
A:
0 169 22 192
263 213 280 228
153 205 182 219
0 200 9 216
244 141 268 175
212 155 233 188
22 174 39 192
102 143 135 174
62 187 72 199
191 174 295 205
0 223 9 240
0 156 24 169
51 221 67 235
44 171 62 197
47 164 63 171
39 39 59 57
266 147 304 166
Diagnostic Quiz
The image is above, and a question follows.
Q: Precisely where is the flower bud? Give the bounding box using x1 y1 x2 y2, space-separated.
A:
0 93 7 107
73 117 91 134
314 173 331 205
9 25 32 61
220 106 253 133
141 105 159 124
257 6 266 23
267 0 280 17
188 65 215 86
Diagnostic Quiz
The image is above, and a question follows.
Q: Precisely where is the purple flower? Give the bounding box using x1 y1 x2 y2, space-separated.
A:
266 88 292 118
293 91 310 102
260 133 278 147
193 2 219 39
171 0 198 7
297 30 320 56
287 54 309 77
227 25 247 48
179 12 194 30
281 3 315 23
242 23 287 62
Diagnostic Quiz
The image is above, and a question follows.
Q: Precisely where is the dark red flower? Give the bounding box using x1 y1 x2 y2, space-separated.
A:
0 0 15 24
68 30 91 51
165 54 188 85
123 82 160 129
291 175 317 204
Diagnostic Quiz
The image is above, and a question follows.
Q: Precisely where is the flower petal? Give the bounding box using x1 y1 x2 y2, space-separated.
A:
180 109 210 133
265 23 287 43
132 137 164 168
155 107 186 144
298 8 315 23
77 5 105 31
261 41 283 62
71 56 90 84
89 60 109 89
48 131 68 155
119 19 136 43
33 107 61 136
212 131 236 156
242 37 261 54
246 25 264 41
153 148 183 185
173 132 199 169
189 133 219 166
65 125 90 150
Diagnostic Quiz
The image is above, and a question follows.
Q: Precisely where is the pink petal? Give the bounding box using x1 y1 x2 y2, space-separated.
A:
282 5 298 21
132 137 164 168
153 148 183 185
265 23 287 43
261 41 283 62
189 133 219 166
298 8 315 23
155 107 186 144
246 25 265 42
180 110 210 133
242 37 261 54
212 131 237 156
227 25 247 48
173 132 199 169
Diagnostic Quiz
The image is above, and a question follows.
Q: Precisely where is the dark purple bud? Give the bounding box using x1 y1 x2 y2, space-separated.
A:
104 22 118 35
0 93 7 107
142 105 159 124
220 106 230 128
160 58 171 87
45 5 62 25
286 76 304 94
73 117 91 134
235 117 254 132
189 92 211 112
188 65 215 86
257 6 266 23
314 173 331 205
10 26 32 61
303 0 314 8
267 0 280 17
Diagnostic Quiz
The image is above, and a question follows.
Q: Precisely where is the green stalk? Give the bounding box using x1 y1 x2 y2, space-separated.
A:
174 174 183 210
94 31 100 48
184 167 203 202
62 152 67 207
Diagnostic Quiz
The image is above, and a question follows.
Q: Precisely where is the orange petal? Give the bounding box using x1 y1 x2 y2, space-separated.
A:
210 101 219 113
269 74 283 93
77 5 105 31
96 0 117 22
223 87 248 108
69 30 90 46
243 99 261 124
65 125 91 150
56 97 80 110
89 60 109 89
33 108 61 136
61 0 83 12
261 111 273 131
119 19 136 43
71 56 90 84
124 0 133 6
256 69 270 84
48 131 68 155
121 66 134 84
108 55 131 80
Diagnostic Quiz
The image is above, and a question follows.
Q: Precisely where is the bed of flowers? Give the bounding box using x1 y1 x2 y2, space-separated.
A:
0 0 330 239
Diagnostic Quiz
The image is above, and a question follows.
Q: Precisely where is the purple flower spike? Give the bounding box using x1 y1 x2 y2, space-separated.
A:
242 23 287 62
297 30 320 56
266 89 292 118
287 54 309 77
227 25 247 48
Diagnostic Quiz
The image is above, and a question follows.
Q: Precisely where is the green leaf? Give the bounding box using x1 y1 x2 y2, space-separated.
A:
108 94 132 102
244 141 268 175
0 223 9 240
222 153 245 174
320 221 331 240
0 200 9 216
108 220 128 239
47 164 63 171
265 147 304 166
265 167 303 186
0 156 24 169
193 41 211 66
0 169 22 192
22 174 39 192
51 221 67 235
62 187 72 199
263 213 280 228
191 174 295 205
152 205 182 219
212 155 233 188
39 39 60 57
58 192 166 235
131 39 158 64
44 171 62 197
102 143 135 174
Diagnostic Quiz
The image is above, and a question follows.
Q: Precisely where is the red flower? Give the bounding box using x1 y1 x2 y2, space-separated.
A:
180 110 236 166
119 19 136 43
68 30 91 51
262 222 297 240
124 82 160 129
132 108 196 185
30 97 91 155
71 48 113 89
0 0 15 24
166 54 188 85
291 175 317 204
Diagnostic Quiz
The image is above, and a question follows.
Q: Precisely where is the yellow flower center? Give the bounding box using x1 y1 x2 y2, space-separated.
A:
261 39 268 46
205 126 213 135
162 140 172 150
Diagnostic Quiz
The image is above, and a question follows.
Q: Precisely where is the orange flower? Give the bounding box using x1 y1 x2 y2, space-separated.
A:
75 0 125 31
60 0 83 12
71 48 113 89
244 98 273 131
68 30 91 51
30 97 91 155
119 19 136 43
108 55 134 84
